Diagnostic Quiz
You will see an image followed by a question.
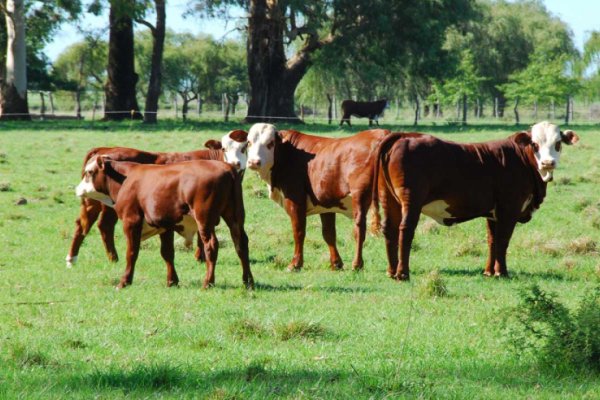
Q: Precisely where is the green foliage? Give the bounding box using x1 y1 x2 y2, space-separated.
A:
509 284 600 373
51 37 108 91
499 52 580 105
419 270 449 298
433 50 486 106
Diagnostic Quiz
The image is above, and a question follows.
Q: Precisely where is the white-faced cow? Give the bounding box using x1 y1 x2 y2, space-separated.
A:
373 121 579 280
75 157 253 289
340 99 388 127
246 123 388 271
66 130 248 268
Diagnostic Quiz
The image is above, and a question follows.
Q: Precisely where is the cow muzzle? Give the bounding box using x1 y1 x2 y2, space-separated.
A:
247 159 261 170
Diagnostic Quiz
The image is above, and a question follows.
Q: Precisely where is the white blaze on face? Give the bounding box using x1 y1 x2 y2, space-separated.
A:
530 121 563 182
246 123 277 181
221 132 248 171
75 156 114 206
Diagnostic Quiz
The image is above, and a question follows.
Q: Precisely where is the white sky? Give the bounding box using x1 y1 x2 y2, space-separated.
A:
43 0 597 62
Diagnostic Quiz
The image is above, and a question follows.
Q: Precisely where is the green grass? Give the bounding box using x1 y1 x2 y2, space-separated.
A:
0 119 599 399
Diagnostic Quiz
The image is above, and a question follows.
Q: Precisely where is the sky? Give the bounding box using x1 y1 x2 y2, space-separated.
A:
44 0 598 62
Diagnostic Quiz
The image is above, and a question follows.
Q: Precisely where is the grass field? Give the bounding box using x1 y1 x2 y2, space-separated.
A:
0 120 598 399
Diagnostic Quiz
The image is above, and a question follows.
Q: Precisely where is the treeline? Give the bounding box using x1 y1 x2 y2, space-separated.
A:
0 0 599 124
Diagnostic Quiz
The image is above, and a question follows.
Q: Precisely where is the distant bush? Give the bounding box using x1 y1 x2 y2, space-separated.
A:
508 284 600 373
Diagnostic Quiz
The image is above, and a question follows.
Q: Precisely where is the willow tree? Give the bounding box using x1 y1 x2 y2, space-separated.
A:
192 0 475 123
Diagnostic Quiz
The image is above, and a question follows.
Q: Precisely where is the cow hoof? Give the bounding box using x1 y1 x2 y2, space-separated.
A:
65 255 77 269
483 271 493 277
386 270 395 278
167 281 179 288
351 261 364 271
107 253 119 263
494 272 509 278
394 273 410 281
287 264 302 273
331 260 344 271
202 282 215 290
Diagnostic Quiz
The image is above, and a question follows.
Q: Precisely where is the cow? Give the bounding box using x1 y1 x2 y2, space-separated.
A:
246 123 388 271
65 130 248 268
340 99 388 127
75 157 253 290
373 121 579 281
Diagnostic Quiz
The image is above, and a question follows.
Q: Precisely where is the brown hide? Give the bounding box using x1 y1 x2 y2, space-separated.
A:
270 128 389 271
374 132 548 280
92 159 252 289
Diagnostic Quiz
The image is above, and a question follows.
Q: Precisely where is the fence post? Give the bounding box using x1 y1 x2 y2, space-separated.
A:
48 92 55 115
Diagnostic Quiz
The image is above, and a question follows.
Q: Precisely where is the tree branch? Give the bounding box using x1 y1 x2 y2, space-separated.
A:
134 18 156 35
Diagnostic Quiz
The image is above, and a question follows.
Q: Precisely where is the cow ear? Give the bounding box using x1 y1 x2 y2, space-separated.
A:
512 131 532 147
204 139 222 150
561 130 579 145
229 130 248 143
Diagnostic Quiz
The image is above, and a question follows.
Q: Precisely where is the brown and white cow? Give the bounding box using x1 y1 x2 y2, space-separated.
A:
66 130 248 268
373 121 579 281
75 157 253 289
340 99 388 127
246 123 388 271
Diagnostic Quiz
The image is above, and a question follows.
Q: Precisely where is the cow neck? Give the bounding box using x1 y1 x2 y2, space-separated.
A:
516 141 547 210
104 161 130 203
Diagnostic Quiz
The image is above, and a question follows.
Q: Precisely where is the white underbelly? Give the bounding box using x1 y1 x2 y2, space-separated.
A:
269 186 353 218
421 200 453 225
141 215 198 248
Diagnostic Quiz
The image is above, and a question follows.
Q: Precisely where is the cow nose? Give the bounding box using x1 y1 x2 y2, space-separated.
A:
233 161 241 170
248 159 261 169
542 160 556 169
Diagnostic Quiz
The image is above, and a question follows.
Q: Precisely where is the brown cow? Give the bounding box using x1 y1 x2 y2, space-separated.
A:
373 121 579 281
340 99 388 127
75 157 253 289
66 130 248 268
246 123 388 271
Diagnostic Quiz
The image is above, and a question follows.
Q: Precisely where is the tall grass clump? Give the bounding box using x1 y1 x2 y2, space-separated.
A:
419 270 449 298
508 284 600 373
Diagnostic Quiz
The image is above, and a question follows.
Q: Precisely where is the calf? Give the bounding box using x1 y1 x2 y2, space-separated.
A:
340 99 388 127
75 157 253 289
246 123 388 271
66 130 248 268
373 121 579 280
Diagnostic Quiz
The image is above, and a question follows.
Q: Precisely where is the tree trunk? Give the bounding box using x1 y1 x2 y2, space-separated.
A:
326 93 333 124
223 94 230 122
244 0 329 124
0 0 29 120
75 90 82 119
462 94 467 126
565 96 571 125
48 92 54 115
513 97 520 125
104 1 142 121
142 0 165 124
39 91 45 117
413 96 420 126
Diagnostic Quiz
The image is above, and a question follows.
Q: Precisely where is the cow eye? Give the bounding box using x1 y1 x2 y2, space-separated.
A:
555 141 562 152
532 142 539 152
266 141 274 150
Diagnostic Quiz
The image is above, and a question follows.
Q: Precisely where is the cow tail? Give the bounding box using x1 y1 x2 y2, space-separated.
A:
370 133 405 235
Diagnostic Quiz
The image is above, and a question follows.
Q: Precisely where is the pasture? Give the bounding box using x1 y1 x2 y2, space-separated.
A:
0 120 599 399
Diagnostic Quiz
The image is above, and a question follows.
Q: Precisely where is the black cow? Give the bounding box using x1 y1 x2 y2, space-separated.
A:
340 99 388 127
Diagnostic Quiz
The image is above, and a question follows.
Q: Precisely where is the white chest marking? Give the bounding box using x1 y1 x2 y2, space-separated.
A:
421 200 453 225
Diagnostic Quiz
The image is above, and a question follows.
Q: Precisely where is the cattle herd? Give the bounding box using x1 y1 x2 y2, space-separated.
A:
71 121 579 289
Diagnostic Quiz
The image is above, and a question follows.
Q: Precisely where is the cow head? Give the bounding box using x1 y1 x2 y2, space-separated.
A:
205 130 249 172
246 123 278 178
529 121 579 182
75 156 116 207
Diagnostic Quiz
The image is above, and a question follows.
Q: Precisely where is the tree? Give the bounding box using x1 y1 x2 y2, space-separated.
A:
0 0 81 120
192 0 475 123
499 52 580 124
134 0 164 123
103 0 142 120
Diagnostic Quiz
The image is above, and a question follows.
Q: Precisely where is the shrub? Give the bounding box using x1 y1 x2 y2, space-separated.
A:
508 284 600 373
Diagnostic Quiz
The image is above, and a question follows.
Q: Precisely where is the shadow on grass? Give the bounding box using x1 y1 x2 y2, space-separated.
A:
438 268 576 281
55 359 600 398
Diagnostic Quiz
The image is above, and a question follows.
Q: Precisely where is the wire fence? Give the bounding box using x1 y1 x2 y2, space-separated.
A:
6 90 600 125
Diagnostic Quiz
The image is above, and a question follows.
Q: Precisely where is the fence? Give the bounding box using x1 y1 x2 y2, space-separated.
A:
14 90 600 125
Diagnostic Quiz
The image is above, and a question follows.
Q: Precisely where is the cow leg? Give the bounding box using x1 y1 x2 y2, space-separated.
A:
380 184 402 277
159 230 179 287
491 216 517 277
194 233 206 263
284 198 307 271
320 213 343 271
198 228 219 289
222 211 254 289
97 206 119 262
117 220 143 289
66 199 102 267
351 193 369 271
395 202 421 281
484 219 497 277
